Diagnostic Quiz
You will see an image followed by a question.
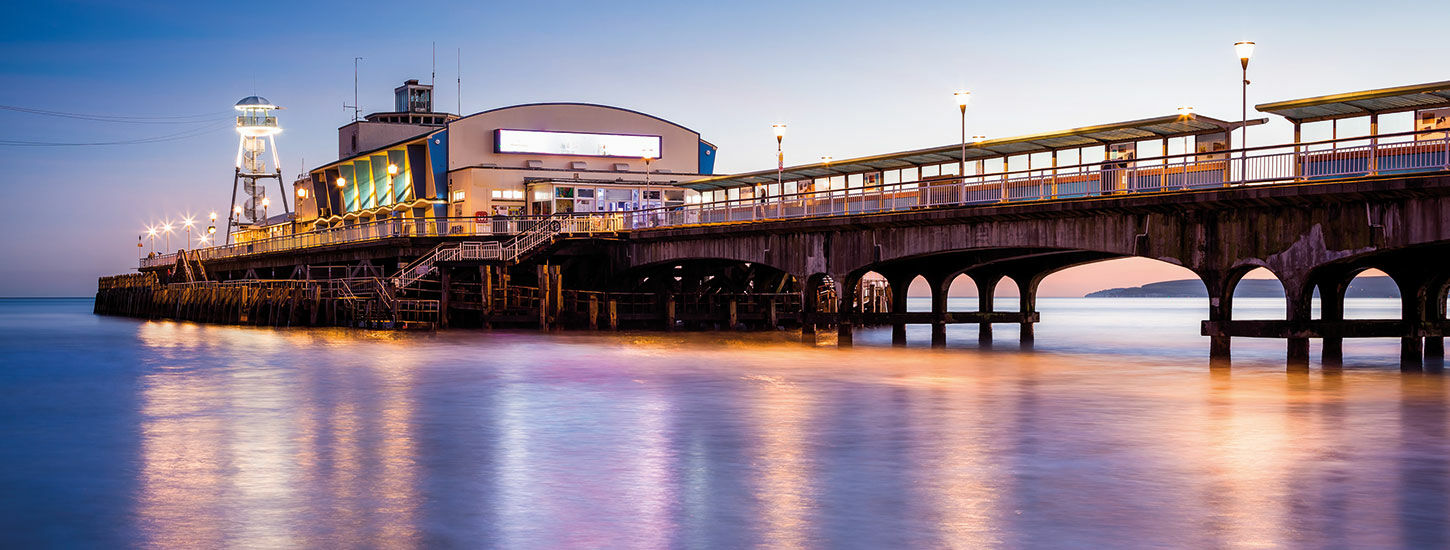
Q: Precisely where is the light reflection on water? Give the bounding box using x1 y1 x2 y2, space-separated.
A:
1 298 1447 548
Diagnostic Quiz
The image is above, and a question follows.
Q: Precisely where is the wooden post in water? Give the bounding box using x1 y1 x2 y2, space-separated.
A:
550 265 563 328
439 268 451 329
728 298 738 329
665 295 676 331
588 295 599 330
537 264 550 331
767 299 778 329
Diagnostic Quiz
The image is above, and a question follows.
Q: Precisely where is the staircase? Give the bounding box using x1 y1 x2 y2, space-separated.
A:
394 215 575 289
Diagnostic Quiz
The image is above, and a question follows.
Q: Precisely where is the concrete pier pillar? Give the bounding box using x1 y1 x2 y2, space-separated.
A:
1287 338 1311 369
930 276 949 349
975 274 1000 349
887 274 912 347
1285 283 1313 371
1426 337 1445 359
1201 270 1233 367
1016 275 1038 350
836 274 856 348
1402 337 1424 371
1322 281 1345 368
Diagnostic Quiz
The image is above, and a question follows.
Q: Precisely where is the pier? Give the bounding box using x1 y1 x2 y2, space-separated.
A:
98 80 1450 369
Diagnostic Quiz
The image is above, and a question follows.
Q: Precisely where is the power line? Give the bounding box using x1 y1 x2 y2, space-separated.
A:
0 104 230 124
0 121 232 146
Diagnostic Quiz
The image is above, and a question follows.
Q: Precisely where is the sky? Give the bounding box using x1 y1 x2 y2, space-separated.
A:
1 0 1445 297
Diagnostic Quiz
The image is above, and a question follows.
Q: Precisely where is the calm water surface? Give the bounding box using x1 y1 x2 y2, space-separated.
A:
2 297 1447 548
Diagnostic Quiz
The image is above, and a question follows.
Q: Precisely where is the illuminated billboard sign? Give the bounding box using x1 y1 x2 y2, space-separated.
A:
495 129 661 158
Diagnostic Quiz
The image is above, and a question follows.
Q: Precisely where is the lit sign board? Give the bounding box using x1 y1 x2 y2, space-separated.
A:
495 129 661 158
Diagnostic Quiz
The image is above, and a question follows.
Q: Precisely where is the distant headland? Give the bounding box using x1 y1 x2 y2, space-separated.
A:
1085 276 1400 298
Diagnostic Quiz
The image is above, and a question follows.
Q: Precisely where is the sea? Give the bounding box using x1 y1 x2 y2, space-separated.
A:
1 296 1446 548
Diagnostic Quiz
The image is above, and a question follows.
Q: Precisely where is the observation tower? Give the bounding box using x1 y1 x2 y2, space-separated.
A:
228 96 288 244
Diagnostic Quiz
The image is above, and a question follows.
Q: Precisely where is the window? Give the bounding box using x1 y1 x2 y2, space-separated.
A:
451 190 465 202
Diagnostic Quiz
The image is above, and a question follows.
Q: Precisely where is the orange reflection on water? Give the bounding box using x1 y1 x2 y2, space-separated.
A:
747 372 817 549
133 322 420 548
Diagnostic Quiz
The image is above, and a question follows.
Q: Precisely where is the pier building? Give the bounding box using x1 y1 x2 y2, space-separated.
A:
101 78 1450 370
288 81 715 243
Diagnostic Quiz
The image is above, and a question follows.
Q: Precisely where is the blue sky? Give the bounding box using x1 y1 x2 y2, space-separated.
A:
1 0 1446 296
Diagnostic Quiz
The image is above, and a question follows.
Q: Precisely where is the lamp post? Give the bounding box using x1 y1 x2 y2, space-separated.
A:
146 226 157 255
161 222 172 253
955 91 971 179
1234 41 1255 184
182 216 195 250
643 154 654 209
261 197 271 229
772 123 786 202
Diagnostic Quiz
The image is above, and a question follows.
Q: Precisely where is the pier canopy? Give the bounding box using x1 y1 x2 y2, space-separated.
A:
1256 80 1450 124
682 114 1258 191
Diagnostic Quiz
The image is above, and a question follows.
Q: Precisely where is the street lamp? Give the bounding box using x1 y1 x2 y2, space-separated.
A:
146 226 157 254
772 123 786 201
161 222 173 253
955 91 971 179
336 176 347 188
387 164 399 176
1234 41 1255 184
182 216 195 250
642 154 654 209
261 197 270 222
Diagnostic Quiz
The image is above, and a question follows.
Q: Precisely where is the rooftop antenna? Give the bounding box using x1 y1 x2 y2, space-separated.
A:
457 48 462 114
343 56 363 122
431 42 436 86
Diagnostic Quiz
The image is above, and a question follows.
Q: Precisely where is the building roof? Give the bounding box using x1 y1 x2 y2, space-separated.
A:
235 96 275 109
682 113 1260 190
1256 80 1450 123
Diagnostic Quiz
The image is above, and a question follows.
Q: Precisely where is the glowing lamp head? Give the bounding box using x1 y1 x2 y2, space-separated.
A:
386 164 399 176
1234 41 1255 68
297 187 308 199
1178 106 1195 118
261 197 270 208
207 225 216 235
183 217 195 228
233 205 243 215
162 223 172 233
146 227 157 237
772 123 787 141
954 90 972 109
209 211 217 221
336 177 347 188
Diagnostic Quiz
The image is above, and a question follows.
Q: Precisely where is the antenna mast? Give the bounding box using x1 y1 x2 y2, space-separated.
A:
431 42 436 86
457 48 462 114
344 56 363 122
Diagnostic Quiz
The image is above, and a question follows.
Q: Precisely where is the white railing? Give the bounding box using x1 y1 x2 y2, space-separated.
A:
139 214 621 269
617 129 1450 230
140 130 1450 269
391 214 614 288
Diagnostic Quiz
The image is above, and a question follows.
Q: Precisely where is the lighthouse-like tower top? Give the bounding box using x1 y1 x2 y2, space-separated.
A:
234 96 281 138
233 96 281 176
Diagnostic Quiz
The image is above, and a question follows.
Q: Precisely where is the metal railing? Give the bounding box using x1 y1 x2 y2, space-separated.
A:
618 129 1450 230
139 214 621 269
140 130 1450 269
